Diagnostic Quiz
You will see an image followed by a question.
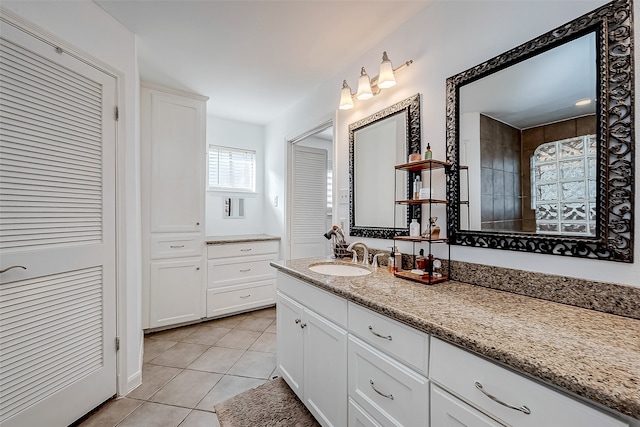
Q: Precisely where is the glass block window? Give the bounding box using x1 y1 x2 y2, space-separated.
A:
531 135 596 236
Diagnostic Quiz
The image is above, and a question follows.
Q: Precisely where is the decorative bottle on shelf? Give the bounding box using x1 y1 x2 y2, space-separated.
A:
410 219 420 237
413 176 421 200
424 143 432 160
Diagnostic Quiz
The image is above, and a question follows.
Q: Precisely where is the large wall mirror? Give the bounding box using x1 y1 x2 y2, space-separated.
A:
350 94 421 239
446 0 634 262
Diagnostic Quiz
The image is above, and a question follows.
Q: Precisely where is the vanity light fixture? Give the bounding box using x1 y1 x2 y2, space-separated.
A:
339 51 413 110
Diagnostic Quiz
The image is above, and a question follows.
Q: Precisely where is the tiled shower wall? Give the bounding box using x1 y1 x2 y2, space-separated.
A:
480 114 522 231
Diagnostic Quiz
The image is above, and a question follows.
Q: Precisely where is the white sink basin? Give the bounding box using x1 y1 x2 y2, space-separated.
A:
308 263 372 277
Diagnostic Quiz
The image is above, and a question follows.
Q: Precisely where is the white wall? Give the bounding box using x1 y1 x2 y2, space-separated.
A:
205 116 266 236
266 0 640 288
1 0 143 394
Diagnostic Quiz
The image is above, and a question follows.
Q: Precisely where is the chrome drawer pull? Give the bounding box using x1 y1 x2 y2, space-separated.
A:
475 382 531 415
368 325 392 341
369 380 394 400
239 294 251 299
240 248 252 252
239 268 251 272
170 245 185 248
0 265 26 274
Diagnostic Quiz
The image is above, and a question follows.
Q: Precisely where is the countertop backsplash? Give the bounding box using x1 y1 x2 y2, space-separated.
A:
448 260 640 320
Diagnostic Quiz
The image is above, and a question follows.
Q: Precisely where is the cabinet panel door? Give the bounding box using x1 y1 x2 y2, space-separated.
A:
150 258 203 328
431 385 505 427
276 292 304 399
149 92 204 233
304 308 348 427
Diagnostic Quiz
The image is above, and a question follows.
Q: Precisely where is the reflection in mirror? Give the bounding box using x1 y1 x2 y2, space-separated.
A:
354 112 407 229
446 0 634 262
459 33 597 236
349 94 421 239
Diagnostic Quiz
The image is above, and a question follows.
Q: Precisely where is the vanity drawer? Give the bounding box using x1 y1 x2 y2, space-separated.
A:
277 271 347 329
150 234 202 259
207 240 279 258
206 280 275 317
348 398 383 427
208 254 276 288
348 335 429 427
430 337 628 427
348 302 428 374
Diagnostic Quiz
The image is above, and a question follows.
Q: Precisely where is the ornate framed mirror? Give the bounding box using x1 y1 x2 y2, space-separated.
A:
349 94 421 239
446 0 633 262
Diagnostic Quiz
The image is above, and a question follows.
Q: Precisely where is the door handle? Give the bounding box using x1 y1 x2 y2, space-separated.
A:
0 265 26 274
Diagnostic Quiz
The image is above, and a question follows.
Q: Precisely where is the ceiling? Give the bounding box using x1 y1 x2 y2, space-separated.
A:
94 0 432 125
460 32 596 130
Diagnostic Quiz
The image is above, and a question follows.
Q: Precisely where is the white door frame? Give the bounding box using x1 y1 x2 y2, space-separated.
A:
0 8 132 401
285 118 334 260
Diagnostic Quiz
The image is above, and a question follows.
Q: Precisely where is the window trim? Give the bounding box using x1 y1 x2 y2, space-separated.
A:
207 145 256 193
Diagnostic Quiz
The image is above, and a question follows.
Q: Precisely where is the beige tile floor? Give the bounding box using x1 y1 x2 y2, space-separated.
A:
78 307 277 427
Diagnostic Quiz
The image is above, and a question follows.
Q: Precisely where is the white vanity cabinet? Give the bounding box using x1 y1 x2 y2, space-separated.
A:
276 272 348 427
430 337 628 427
431 384 505 427
207 240 279 317
347 302 430 427
141 82 208 329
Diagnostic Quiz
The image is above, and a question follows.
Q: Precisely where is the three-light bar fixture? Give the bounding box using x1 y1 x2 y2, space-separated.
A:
339 51 413 110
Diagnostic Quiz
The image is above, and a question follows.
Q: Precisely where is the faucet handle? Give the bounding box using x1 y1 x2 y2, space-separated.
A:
351 250 358 264
371 253 383 268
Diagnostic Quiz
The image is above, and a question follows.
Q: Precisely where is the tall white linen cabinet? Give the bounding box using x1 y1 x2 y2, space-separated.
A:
141 82 209 329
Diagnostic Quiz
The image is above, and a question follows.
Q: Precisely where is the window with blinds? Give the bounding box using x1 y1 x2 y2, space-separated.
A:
208 145 256 192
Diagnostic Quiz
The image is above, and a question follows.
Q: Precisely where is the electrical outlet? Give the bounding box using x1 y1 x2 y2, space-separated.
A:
273 195 278 207
339 189 348 204
340 218 345 230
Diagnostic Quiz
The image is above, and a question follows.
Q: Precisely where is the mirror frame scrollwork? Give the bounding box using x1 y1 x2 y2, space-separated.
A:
446 0 634 262
349 93 421 239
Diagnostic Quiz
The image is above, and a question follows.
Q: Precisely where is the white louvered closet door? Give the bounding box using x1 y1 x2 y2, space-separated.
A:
0 20 117 427
290 145 327 259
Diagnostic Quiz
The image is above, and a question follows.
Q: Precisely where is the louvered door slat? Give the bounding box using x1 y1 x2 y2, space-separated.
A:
0 39 102 103
0 73 101 121
2 140 101 168
1 121 102 150
0 266 103 420
1 128 102 158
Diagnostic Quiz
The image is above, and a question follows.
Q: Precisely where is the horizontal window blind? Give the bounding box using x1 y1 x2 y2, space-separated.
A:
208 145 255 192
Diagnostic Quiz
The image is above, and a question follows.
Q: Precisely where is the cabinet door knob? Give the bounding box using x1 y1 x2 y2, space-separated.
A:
474 382 531 414
299 323 307 329
196 267 200 271
196 222 200 226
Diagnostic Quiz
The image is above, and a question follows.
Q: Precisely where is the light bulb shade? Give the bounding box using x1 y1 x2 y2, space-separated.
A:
339 80 354 110
356 67 374 100
378 51 396 89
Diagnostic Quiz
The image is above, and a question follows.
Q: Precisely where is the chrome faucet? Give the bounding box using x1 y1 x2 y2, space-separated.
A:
346 241 370 265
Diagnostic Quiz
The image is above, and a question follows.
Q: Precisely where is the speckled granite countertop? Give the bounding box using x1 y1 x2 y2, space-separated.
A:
271 257 640 420
206 234 280 245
